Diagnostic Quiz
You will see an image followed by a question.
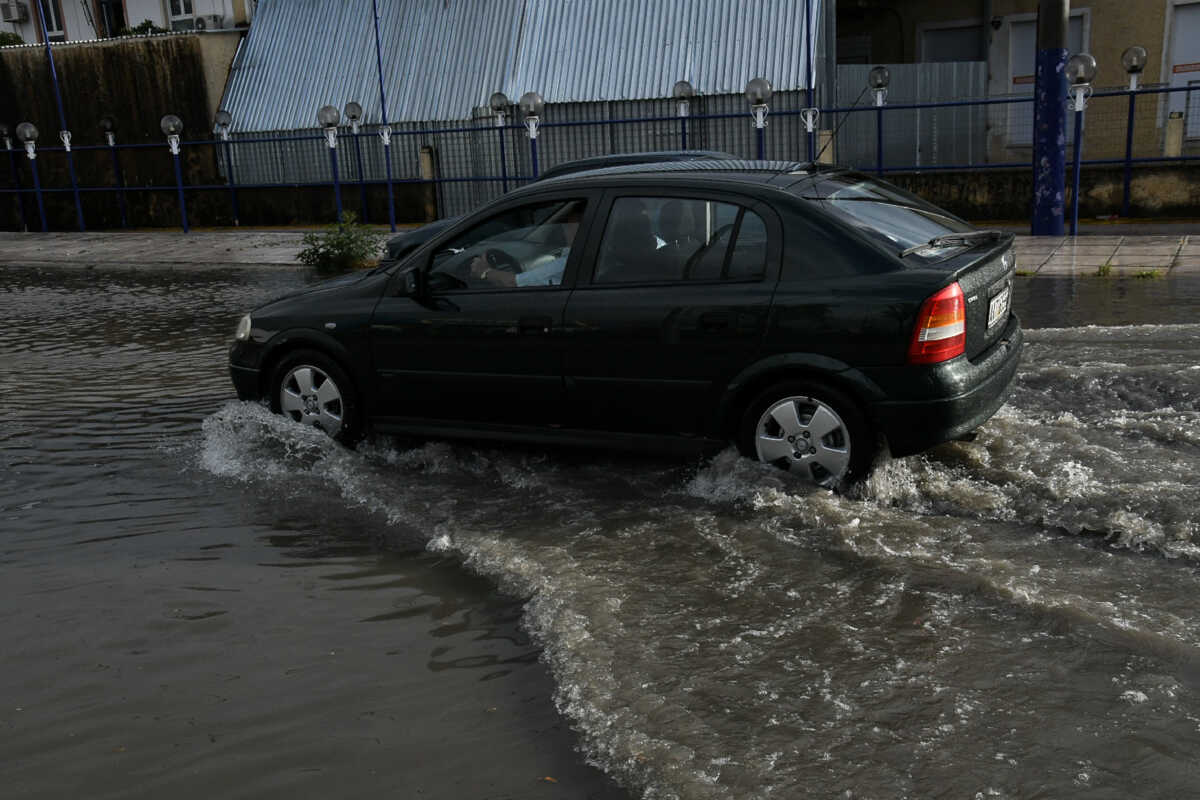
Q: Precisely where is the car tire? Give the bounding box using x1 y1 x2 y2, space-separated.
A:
737 380 873 489
268 349 363 445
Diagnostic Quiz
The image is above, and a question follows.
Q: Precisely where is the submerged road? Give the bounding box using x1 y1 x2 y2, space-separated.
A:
3 245 1200 798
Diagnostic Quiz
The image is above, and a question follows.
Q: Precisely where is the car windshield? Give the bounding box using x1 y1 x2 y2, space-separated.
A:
800 174 976 259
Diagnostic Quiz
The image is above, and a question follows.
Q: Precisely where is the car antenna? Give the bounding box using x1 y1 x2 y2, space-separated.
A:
813 83 870 166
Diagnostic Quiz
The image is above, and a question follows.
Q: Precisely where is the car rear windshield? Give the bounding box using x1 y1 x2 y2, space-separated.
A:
799 173 975 259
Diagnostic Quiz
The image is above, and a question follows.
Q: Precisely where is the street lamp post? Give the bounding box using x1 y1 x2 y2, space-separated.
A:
318 105 343 221
214 110 239 226
673 80 694 150
17 122 47 231
490 92 511 192
99 115 128 228
520 91 544 179
1121 45 1147 218
2 123 29 231
744 77 772 160
1066 54 1097 236
161 114 188 233
869 66 890 176
344 101 368 222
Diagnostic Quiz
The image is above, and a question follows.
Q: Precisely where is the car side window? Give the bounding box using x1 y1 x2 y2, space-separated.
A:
427 199 585 290
592 197 767 284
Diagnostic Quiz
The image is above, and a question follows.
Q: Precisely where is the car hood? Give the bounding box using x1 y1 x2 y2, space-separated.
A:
254 269 378 311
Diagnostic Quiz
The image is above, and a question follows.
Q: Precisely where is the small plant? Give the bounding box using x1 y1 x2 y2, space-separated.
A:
297 212 382 275
1095 262 1112 277
1133 269 1162 279
1015 269 1034 277
0 32 24 46
118 19 169 36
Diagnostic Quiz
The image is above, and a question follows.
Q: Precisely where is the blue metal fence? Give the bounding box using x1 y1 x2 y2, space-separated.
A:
3 83 1198 233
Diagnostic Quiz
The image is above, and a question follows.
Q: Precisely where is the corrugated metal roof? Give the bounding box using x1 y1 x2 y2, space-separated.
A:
220 0 821 132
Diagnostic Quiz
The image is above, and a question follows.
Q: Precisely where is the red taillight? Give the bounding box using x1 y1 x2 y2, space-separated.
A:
908 282 966 364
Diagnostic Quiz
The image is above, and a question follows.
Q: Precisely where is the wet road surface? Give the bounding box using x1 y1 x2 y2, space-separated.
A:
4 265 1200 798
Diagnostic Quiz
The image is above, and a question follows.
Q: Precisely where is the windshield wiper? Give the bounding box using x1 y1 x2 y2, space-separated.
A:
899 229 1006 258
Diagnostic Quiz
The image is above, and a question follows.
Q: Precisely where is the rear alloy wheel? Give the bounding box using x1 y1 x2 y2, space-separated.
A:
738 381 872 489
269 349 362 445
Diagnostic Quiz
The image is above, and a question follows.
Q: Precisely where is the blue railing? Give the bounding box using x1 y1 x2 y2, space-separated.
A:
2 84 1197 233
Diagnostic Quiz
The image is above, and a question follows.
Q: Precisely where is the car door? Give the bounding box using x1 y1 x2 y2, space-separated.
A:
562 189 781 437
369 193 597 428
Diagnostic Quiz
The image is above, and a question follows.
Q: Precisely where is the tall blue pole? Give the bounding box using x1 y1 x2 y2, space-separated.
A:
1031 1 1069 236
756 127 765 161
371 0 396 232
1121 90 1136 217
530 137 539 179
680 117 688 150
34 0 84 231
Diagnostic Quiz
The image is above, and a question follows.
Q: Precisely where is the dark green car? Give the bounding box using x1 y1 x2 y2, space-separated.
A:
230 160 1021 489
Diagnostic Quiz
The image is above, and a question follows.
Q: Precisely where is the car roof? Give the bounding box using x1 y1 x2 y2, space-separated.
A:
532 158 847 193
536 149 737 180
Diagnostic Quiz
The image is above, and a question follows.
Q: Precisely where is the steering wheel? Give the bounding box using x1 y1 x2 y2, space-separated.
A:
485 247 521 273
682 223 736 279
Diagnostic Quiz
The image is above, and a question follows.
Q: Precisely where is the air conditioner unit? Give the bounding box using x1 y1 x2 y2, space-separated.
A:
194 13 224 31
0 1 30 23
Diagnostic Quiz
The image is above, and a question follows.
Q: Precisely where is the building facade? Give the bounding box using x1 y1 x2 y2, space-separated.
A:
0 0 255 42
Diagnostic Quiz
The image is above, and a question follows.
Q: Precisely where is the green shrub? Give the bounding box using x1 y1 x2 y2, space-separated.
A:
118 19 169 36
0 32 24 46
297 212 382 275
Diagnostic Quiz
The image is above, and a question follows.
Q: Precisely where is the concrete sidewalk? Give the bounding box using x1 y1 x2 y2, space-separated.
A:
1 230 1197 276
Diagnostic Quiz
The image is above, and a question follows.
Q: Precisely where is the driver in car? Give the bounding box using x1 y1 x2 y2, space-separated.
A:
469 205 582 288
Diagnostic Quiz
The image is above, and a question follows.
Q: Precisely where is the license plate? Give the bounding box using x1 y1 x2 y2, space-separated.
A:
987 285 1011 329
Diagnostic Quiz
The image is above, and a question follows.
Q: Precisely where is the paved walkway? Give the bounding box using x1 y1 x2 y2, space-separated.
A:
0 230 1197 275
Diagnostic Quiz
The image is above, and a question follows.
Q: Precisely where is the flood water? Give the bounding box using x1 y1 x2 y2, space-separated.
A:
4 265 1200 799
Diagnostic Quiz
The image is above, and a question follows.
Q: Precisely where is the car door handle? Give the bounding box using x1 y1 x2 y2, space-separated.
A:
699 311 731 331
519 315 553 335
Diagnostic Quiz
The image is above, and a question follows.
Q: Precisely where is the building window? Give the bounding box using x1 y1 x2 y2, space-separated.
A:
41 0 66 41
168 0 195 30
920 22 985 63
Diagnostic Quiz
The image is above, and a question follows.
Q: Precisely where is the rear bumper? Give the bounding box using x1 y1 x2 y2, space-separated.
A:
867 316 1023 457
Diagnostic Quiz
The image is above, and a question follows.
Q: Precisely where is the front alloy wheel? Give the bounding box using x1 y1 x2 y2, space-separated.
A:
268 348 362 445
280 364 345 437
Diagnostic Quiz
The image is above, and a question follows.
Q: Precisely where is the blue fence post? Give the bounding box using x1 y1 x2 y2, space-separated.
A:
875 106 884 176
1121 89 1136 217
329 146 343 220
757 126 765 161
498 124 509 192
352 128 367 222
4 135 29 231
223 138 240 226
171 147 189 233
28 149 47 232
1069 105 1084 236
105 134 128 228
380 126 396 232
680 117 688 150
530 136 539 179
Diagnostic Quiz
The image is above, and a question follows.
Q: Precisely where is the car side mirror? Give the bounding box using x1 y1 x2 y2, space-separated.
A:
402 268 425 297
